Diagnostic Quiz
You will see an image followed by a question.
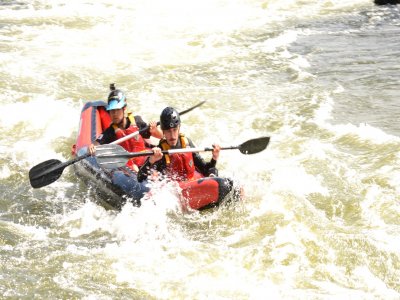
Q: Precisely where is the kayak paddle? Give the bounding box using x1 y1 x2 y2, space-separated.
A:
96 136 270 169
29 101 207 188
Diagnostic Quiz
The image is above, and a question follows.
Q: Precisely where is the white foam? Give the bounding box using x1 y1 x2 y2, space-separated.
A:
254 30 299 53
310 93 400 144
335 123 399 144
0 163 11 179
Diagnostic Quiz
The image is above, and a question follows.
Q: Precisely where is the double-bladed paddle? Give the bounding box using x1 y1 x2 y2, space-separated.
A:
95 136 270 169
29 101 206 188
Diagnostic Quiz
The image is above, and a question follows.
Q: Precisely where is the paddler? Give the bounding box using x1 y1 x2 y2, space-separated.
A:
88 84 163 172
137 107 221 182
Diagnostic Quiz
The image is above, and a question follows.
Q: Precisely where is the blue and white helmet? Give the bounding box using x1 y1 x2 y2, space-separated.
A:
106 83 127 111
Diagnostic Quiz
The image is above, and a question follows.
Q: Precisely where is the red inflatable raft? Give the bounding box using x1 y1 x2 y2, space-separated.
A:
72 101 239 210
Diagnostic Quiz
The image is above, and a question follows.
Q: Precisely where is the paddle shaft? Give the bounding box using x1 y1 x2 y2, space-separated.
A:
97 136 270 159
95 136 270 169
107 146 236 158
110 124 154 145
58 153 90 169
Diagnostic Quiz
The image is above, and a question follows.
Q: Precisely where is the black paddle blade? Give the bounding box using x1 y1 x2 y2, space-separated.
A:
238 136 270 154
95 144 130 169
29 159 64 188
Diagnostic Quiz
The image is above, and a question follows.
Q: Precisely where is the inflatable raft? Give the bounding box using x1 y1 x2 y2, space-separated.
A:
71 101 239 210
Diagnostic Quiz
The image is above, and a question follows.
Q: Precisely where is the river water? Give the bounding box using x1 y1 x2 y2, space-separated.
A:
1 0 399 299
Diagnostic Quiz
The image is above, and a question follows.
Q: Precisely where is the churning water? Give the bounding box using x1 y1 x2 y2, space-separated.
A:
0 0 399 299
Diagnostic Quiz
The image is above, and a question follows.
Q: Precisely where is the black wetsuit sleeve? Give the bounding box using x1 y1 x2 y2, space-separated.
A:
193 153 217 176
137 156 166 182
134 115 151 139
187 138 217 176
137 158 151 182
95 126 115 144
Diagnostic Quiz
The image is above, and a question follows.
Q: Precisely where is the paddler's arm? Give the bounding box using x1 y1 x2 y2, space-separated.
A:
192 144 220 176
149 121 163 139
87 141 99 156
135 116 163 139
137 159 151 182
137 147 164 182
87 127 114 156
187 137 220 176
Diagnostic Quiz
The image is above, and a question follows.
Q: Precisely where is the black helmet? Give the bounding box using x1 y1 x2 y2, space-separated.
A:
160 107 181 130
106 83 127 111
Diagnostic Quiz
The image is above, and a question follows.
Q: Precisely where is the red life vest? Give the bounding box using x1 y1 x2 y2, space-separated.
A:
160 133 196 181
113 113 150 168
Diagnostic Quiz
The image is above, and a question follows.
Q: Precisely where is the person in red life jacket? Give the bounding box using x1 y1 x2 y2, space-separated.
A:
137 106 221 182
88 84 163 172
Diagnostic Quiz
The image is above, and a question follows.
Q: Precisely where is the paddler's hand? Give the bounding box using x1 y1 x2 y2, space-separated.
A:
212 144 221 161
149 121 163 139
149 121 157 132
149 147 163 164
88 143 96 156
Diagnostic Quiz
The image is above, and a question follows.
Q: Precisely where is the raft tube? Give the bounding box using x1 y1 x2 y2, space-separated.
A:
72 101 239 211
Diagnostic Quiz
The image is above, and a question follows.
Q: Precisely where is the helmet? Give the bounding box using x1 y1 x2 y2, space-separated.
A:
160 107 181 130
106 83 127 111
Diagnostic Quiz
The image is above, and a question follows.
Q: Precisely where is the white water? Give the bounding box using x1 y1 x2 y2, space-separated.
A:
1 0 400 299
